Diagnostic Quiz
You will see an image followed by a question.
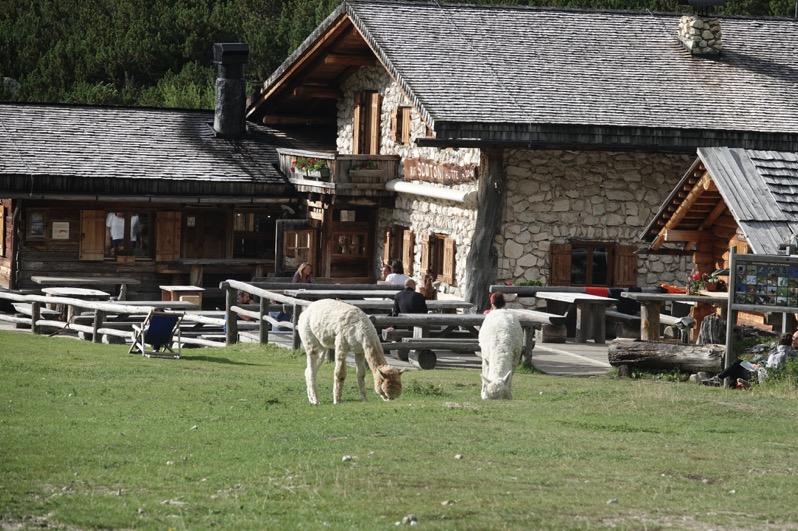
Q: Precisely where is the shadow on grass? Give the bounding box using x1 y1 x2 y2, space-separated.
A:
180 355 262 366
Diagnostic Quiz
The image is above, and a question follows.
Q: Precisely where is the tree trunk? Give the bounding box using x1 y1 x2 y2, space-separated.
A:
464 149 505 312
608 339 724 372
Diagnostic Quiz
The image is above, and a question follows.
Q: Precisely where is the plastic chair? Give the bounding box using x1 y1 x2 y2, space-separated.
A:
128 310 183 359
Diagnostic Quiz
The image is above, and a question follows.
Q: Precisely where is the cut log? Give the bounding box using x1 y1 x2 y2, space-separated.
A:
608 339 723 372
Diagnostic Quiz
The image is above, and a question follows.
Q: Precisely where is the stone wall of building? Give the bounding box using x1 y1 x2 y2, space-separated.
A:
338 66 479 291
498 149 693 287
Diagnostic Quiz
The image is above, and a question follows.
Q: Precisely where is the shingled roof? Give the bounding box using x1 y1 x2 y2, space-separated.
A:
643 148 798 254
0 104 332 198
254 0 798 151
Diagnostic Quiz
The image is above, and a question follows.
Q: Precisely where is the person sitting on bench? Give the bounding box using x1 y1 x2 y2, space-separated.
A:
392 278 428 316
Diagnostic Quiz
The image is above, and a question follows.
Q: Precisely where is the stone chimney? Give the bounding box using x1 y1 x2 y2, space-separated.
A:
213 42 249 138
678 15 722 55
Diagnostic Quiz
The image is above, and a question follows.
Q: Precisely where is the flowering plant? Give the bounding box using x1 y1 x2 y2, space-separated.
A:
687 270 726 294
294 156 328 174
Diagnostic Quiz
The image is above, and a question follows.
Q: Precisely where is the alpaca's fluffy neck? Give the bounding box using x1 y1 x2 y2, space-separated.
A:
360 327 389 372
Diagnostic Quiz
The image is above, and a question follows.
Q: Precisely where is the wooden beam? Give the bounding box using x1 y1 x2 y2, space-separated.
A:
323 53 375 66
262 114 335 126
663 229 710 243
699 200 728 230
703 178 718 192
292 86 338 99
247 14 352 117
651 174 711 250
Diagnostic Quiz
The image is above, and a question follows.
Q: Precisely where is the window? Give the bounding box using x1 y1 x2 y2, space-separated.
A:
233 211 275 258
284 229 315 271
391 106 412 145
105 211 153 258
421 232 455 285
550 241 637 287
352 91 382 155
332 231 367 257
27 211 46 239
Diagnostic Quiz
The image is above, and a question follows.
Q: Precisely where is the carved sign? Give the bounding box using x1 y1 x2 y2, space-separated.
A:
403 158 478 185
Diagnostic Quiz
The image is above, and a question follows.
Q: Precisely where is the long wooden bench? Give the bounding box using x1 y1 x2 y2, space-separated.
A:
370 310 563 369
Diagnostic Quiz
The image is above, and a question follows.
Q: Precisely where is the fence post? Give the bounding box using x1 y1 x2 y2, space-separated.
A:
224 284 238 345
30 301 41 335
291 303 302 350
92 310 105 344
259 297 269 345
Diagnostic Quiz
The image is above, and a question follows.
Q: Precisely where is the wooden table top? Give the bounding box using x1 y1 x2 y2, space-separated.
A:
621 292 728 304
159 285 206 292
535 291 617 303
285 289 402 299
116 300 199 309
345 299 474 310
41 287 110 298
32 276 140 286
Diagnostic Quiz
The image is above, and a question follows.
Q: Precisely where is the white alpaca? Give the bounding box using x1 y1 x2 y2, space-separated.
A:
298 299 403 405
477 309 524 400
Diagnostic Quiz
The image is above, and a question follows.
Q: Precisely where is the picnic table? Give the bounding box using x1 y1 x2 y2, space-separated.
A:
32 276 140 300
535 292 617 344
160 285 205 308
621 292 729 341
284 289 402 300
41 287 111 299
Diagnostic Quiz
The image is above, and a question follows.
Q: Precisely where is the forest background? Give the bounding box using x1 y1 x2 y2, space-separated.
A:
1 0 796 109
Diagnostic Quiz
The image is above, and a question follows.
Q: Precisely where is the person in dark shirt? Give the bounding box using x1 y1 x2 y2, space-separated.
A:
392 278 428 316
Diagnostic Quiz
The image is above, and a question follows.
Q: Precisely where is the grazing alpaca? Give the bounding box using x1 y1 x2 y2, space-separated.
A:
477 309 523 400
298 299 403 405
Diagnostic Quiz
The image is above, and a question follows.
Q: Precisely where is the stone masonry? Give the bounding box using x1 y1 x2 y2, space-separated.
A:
498 149 693 287
678 15 722 55
335 67 694 294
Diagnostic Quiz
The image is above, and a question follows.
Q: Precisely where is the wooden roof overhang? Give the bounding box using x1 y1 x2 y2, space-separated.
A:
0 174 294 201
417 124 798 153
641 159 737 254
247 13 379 127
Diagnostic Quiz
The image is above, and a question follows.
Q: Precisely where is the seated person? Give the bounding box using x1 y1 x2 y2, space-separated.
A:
392 278 428 316
385 260 409 285
483 292 506 315
705 333 795 387
766 333 797 369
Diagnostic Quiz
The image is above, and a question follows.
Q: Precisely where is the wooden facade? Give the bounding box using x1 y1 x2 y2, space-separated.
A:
2 199 289 299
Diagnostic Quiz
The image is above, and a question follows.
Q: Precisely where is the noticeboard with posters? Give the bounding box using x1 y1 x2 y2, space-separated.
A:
733 259 798 308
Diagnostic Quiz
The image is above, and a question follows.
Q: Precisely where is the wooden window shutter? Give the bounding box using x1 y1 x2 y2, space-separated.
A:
368 92 382 155
0 205 5 257
382 229 392 265
402 230 415 277
549 243 572 286
419 233 430 275
352 92 362 154
401 107 412 145
613 244 638 287
156 211 181 261
442 237 456 285
79 210 106 261
390 109 398 142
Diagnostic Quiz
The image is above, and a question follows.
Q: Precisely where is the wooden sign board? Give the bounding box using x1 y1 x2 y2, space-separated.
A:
403 158 477 185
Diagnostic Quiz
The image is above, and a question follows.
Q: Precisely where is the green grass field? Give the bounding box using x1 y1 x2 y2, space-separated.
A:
1 331 797 530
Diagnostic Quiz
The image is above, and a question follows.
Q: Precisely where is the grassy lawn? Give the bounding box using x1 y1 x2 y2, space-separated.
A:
1 331 797 530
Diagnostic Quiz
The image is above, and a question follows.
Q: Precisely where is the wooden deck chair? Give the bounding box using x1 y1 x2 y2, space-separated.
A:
128 310 183 359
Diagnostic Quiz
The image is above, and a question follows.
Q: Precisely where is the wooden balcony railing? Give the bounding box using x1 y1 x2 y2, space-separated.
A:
276 149 399 195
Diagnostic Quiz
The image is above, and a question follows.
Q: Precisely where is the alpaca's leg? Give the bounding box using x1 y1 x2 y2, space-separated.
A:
355 352 368 401
332 337 348 405
305 346 326 405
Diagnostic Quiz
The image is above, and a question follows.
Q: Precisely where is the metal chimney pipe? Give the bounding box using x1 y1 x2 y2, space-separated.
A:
213 43 249 139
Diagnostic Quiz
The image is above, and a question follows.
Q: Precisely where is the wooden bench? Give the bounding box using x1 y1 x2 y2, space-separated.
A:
605 310 641 339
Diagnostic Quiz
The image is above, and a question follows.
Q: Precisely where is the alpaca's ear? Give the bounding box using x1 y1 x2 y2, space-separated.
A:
481 374 490 387
378 366 394 378
501 371 512 384
397 367 409 374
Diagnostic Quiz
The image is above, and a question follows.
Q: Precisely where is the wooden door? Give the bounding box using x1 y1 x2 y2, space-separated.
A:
79 210 106 261
402 230 415 277
183 211 226 259
155 211 181 261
